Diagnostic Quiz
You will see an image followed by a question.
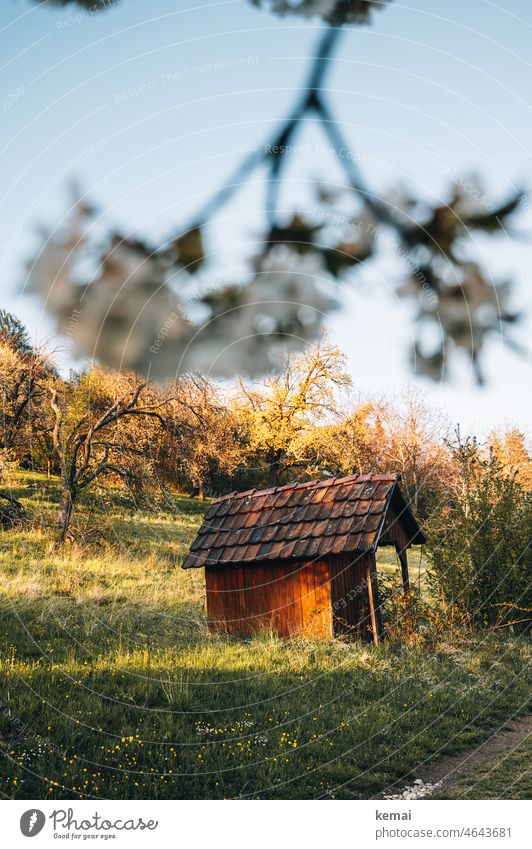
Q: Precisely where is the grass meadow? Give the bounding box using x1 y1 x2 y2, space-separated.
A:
0 473 530 799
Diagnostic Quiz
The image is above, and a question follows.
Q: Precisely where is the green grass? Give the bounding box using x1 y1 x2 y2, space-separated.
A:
0 474 530 799
437 736 532 800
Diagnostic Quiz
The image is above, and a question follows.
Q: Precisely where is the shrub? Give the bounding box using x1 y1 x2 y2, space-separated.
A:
426 437 532 633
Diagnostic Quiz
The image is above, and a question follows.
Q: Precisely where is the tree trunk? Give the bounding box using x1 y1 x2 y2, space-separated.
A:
267 452 283 486
56 487 75 543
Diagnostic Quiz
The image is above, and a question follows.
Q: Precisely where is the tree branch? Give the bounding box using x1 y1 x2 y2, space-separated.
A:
185 26 344 229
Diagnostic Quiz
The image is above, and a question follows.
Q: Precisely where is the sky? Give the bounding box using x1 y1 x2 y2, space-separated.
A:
0 0 531 433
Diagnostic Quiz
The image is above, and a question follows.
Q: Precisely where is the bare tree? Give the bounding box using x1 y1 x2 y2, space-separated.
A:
146 374 243 500
49 373 170 541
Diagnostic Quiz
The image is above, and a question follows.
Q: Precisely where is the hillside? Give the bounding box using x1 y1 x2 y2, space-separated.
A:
0 474 530 800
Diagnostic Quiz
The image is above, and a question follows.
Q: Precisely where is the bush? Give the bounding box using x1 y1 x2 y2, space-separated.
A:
426 437 532 633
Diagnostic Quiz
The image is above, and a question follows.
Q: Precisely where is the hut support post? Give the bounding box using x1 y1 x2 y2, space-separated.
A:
397 546 410 592
365 560 379 645
397 545 413 637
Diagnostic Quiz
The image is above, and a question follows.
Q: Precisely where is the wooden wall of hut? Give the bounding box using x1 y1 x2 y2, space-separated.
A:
205 560 333 638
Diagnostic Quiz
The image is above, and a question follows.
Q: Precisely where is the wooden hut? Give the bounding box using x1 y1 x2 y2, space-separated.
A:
182 473 425 642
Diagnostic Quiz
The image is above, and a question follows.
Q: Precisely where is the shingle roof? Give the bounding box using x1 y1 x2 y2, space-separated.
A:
182 473 425 568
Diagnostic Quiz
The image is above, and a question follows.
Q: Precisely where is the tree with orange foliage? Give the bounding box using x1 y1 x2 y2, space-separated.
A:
489 428 532 491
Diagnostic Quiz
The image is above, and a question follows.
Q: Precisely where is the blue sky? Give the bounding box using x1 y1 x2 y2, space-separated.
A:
1 0 531 432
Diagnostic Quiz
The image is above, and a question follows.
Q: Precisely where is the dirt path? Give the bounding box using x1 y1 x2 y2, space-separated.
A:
377 714 532 800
